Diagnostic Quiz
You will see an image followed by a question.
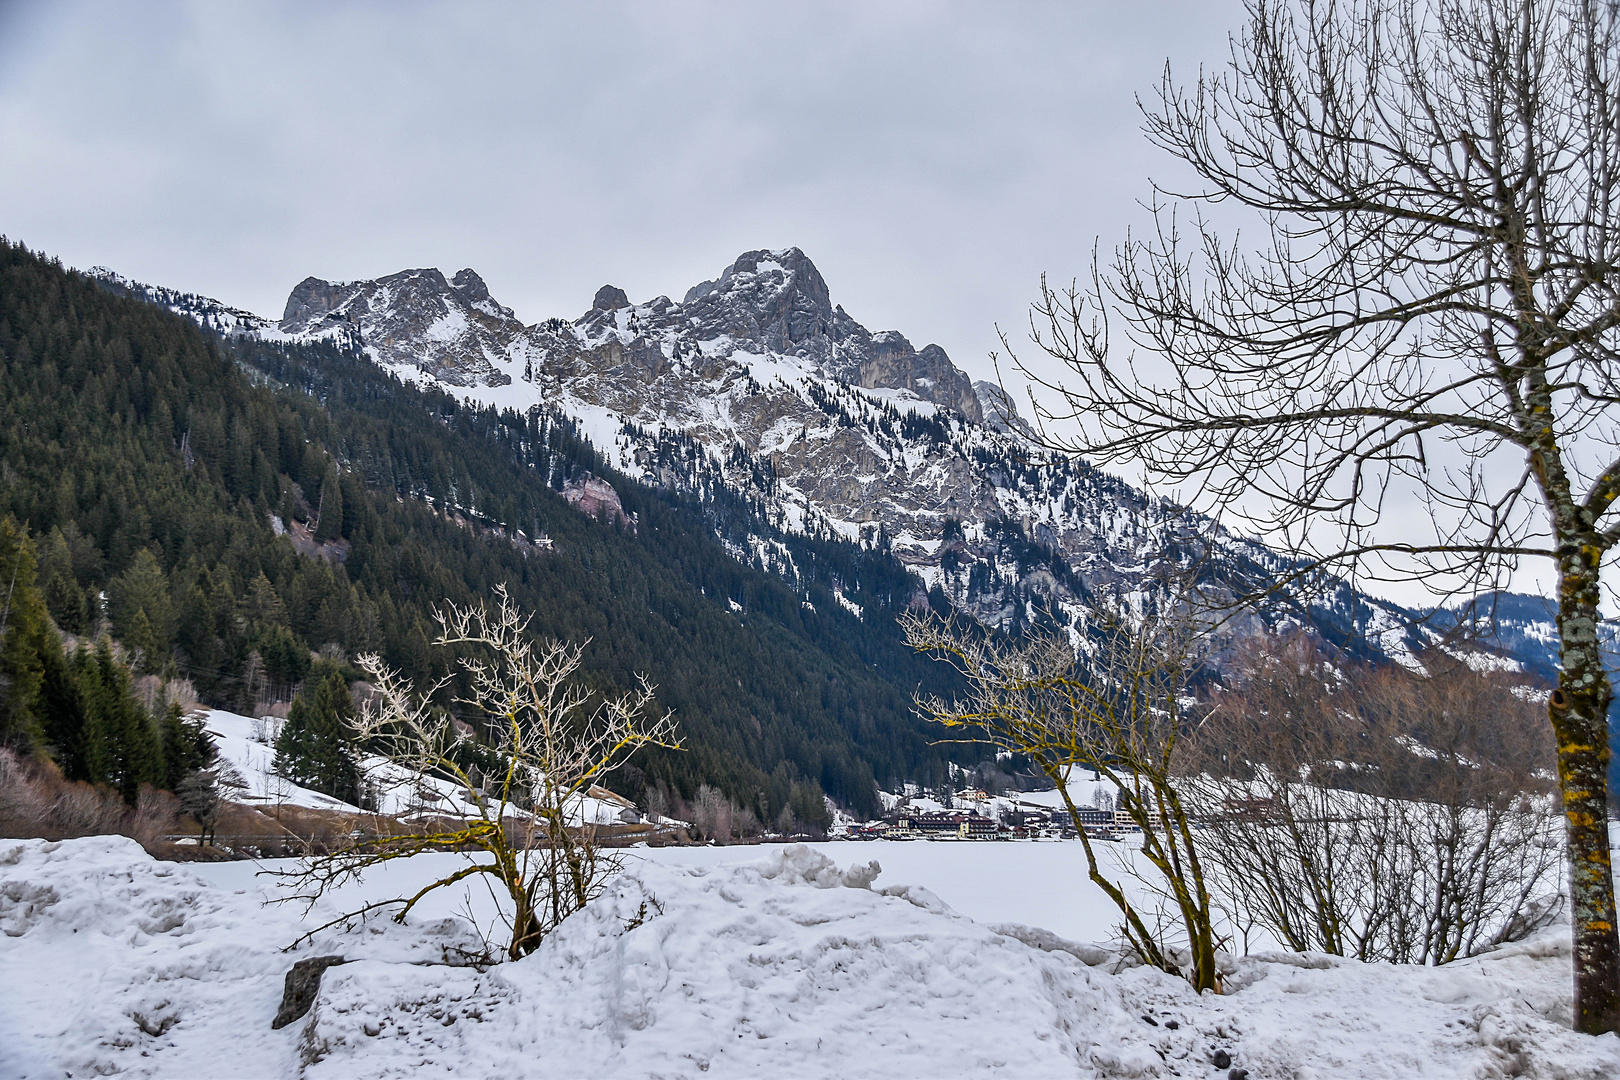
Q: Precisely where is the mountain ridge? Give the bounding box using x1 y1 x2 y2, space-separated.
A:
88 248 1562 678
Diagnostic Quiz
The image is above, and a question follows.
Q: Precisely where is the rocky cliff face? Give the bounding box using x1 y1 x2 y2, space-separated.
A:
278 268 520 387
673 249 982 421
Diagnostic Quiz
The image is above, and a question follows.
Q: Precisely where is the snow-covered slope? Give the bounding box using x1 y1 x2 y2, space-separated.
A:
206 709 638 827
88 268 277 338
4 836 1616 1079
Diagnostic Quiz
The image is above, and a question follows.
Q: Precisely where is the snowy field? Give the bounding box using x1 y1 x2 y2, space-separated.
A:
5 836 1620 1078
205 711 636 826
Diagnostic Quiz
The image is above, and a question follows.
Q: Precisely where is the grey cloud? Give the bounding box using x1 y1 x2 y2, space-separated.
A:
0 0 1245 382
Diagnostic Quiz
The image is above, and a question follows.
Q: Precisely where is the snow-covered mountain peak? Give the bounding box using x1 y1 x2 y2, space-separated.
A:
668 248 981 422
278 267 524 387
683 247 829 313
450 267 514 319
974 380 1033 437
680 247 837 353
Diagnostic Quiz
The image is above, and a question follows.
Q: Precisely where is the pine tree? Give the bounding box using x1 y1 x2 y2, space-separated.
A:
315 463 343 543
0 517 50 753
273 661 359 803
108 548 174 664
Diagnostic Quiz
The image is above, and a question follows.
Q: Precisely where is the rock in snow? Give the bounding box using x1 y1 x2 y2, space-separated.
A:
272 957 349 1030
4 836 1620 1078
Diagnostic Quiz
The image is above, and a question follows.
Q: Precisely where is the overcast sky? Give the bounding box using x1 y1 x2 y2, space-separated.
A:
0 0 1244 387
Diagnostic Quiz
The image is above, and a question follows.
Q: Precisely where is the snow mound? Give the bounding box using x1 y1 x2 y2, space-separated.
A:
754 843 881 888
0 837 479 1079
0 836 304 1079
4 838 1620 1079
303 844 1143 1077
0 835 225 942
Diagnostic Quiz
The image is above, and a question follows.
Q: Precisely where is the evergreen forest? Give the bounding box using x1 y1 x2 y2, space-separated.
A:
0 239 971 824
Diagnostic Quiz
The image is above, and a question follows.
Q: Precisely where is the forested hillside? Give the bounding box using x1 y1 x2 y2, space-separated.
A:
0 240 969 821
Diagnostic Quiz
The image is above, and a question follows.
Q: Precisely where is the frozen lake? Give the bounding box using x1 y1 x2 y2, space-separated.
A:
632 840 1127 942
193 838 1136 947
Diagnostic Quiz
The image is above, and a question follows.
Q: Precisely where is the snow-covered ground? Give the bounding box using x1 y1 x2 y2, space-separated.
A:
637 841 1128 945
5 836 1620 1079
206 711 359 812
206 709 636 827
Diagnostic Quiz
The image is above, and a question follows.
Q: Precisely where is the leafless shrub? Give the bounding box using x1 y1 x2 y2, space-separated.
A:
902 600 1222 993
691 784 733 843
131 675 200 717
643 784 670 822
1183 635 1560 964
273 586 682 961
164 678 200 714
133 674 164 715
677 784 766 843
128 786 181 847
0 747 181 851
45 780 127 837
0 748 51 830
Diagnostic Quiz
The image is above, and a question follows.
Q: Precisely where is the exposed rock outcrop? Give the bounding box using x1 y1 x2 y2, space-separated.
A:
272 956 347 1029
279 268 520 387
561 474 634 533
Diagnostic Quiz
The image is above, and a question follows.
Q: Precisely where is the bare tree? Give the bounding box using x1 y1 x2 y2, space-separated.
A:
691 784 735 844
277 587 682 960
177 761 246 848
1184 634 1561 963
1007 0 1620 1030
902 602 1222 993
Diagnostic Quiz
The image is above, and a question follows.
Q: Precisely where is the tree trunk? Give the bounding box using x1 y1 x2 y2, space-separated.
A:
1553 549 1620 1034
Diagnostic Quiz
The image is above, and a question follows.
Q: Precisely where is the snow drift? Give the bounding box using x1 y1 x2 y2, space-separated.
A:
3 836 1619 1078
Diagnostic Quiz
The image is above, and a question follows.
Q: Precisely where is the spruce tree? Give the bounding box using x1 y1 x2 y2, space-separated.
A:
35 526 88 635
0 517 50 753
87 643 163 804
159 702 214 792
122 608 162 675
240 573 286 637
108 548 175 661
39 635 91 779
273 661 360 803
314 464 343 543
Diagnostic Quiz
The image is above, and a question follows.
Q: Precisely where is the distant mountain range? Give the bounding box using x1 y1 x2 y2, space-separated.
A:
89 249 1573 679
